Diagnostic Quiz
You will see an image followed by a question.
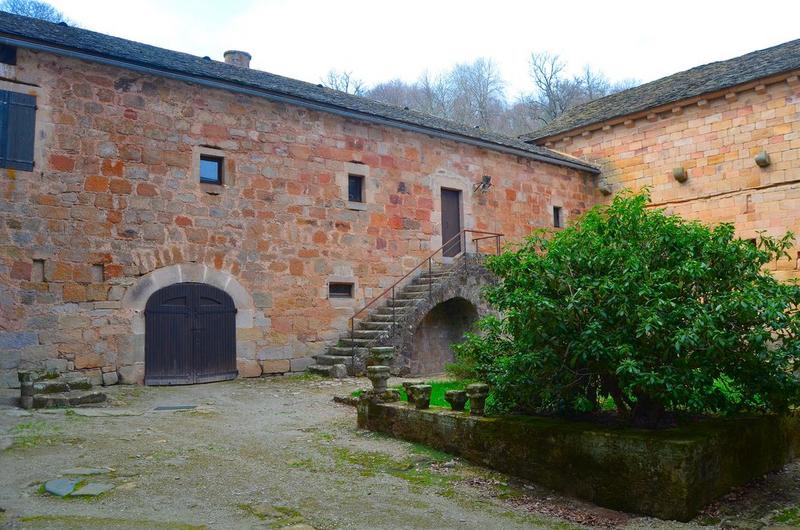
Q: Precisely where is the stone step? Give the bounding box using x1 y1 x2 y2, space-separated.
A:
368 313 400 322
396 292 427 301
32 390 107 409
307 364 347 379
327 346 367 356
352 329 386 339
360 321 394 330
313 355 355 368
403 284 438 293
33 378 92 394
369 346 395 355
385 298 419 308
337 337 375 347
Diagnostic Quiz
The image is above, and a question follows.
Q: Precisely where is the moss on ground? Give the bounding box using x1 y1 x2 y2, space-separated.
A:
774 505 800 525
9 421 62 449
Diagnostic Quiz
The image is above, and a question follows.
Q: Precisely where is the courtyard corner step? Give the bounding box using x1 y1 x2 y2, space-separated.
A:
18 371 107 410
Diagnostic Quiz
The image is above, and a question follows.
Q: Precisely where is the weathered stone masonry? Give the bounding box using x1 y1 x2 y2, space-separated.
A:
0 46 598 387
534 69 800 281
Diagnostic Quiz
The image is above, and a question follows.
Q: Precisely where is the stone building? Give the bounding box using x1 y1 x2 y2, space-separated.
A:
2 12 797 389
524 38 800 281
0 13 598 387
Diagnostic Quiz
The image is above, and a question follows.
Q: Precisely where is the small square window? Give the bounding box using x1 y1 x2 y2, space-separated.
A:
553 206 563 228
329 282 354 298
200 155 223 184
348 174 364 203
0 44 17 66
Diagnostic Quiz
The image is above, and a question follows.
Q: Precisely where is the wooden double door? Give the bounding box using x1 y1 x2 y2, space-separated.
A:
144 283 237 385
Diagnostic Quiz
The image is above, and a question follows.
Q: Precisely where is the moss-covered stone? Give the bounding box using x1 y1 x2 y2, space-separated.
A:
357 400 800 521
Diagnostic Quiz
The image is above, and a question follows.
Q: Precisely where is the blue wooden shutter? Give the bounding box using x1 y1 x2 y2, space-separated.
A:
0 90 36 171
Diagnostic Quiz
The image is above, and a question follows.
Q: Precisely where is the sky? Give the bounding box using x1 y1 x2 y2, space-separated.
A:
47 0 800 100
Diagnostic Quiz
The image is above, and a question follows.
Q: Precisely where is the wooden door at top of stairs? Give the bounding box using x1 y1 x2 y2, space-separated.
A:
441 188 462 257
144 282 237 385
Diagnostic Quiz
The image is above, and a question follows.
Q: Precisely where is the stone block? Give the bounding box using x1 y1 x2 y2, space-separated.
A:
117 363 144 385
84 369 103 386
44 358 68 374
290 357 314 372
259 359 289 374
102 371 119 386
236 358 261 378
236 340 256 360
0 331 38 350
257 346 291 361
117 334 144 365
74 352 104 369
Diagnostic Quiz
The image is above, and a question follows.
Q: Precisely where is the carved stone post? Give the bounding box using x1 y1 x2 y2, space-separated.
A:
410 384 432 409
18 371 35 410
466 383 489 416
444 389 467 411
366 366 390 393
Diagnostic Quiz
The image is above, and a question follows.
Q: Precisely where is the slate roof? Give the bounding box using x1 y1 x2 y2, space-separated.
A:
0 12 597 173
523 37 800 142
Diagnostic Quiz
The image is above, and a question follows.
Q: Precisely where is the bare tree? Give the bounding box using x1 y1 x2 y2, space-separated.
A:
448 58 506 129
525 52 639 128
0 0 71 23
321 69 366 96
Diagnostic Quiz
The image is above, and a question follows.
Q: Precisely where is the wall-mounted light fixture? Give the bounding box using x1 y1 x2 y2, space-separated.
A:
673 167 688 183
474 175 492 193
755 150 771 168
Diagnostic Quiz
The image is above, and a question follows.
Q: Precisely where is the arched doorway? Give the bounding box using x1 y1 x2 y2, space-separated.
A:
145 282 237 385
410 297 478 375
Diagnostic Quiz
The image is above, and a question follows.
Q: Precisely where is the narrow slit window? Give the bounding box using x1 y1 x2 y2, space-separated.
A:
199 155 223 184
553 206 563 228
348 174 364 203
329 282 354 299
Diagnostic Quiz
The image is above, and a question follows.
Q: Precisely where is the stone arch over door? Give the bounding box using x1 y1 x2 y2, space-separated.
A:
410 297 478 375
120 263 256 384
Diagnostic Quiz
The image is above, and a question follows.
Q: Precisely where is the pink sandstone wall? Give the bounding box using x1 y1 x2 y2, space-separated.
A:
545 73 800 281
0 48 598 386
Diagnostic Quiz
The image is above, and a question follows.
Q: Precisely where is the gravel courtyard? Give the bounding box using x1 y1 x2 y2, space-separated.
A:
0 375 798 530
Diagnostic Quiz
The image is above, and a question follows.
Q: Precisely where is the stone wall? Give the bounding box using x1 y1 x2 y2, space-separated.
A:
543 73 800 281
0 48 598 386
358 400 800 521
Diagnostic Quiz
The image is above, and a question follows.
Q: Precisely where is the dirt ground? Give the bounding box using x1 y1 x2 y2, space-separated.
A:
0 375 798 530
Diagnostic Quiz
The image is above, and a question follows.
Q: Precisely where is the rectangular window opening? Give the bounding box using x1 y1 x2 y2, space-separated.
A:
348 174 364 203
32 259 45 282
199 155 223 184
0 44 16 66
553 206 563 228
91 264 105 283
329 282 354 299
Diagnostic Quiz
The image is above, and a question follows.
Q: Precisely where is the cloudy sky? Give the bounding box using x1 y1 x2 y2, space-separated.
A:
48 0 800 99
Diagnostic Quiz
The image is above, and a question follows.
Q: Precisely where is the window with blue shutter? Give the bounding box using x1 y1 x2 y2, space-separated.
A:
0 89 36 171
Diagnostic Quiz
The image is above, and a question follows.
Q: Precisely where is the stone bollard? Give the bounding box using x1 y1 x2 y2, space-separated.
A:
466 383 490 416
18 371 35 410
366 366 390 393
410 384 432 409
444 389 468 411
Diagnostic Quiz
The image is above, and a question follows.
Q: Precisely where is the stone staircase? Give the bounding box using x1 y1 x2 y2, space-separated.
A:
19 371 107 409
308 262 456 378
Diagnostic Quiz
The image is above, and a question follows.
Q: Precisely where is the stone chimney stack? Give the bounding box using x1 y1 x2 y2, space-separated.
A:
223 50 251 68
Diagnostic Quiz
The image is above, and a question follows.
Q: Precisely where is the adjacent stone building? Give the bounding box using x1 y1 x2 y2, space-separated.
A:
0 14 598 387
525 38 800 281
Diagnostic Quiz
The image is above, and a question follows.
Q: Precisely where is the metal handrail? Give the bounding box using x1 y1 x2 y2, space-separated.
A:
349 229 504 356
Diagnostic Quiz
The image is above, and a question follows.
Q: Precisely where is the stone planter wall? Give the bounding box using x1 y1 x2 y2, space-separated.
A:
357 400 800 521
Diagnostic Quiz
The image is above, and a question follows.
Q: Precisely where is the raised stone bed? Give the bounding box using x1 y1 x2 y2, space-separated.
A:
357 399 800 521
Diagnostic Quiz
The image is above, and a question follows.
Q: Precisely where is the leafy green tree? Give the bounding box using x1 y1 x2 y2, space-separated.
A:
452 191 800 427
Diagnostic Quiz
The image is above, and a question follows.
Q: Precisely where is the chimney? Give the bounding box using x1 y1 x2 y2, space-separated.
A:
224 50 251 68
